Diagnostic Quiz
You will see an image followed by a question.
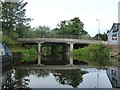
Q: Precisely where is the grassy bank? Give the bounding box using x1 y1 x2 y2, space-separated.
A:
2 35 37 63
20 48 37 62
71 44 110 66
12 47 37 63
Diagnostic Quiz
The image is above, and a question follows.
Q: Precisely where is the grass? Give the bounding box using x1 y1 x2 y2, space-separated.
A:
71 44 110 66
10 46 26 52
20 48 37 62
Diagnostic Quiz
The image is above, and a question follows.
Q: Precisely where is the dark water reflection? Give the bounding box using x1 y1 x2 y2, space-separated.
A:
53 69 87 88
1 55 120 89
1 66 114 89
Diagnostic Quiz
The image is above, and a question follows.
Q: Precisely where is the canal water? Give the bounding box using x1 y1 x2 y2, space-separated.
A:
1 57 120 89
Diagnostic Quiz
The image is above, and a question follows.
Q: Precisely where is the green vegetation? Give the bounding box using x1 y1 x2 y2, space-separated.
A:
1 0 108 65
1 0 89 45
20 48 37 62
72 44 110 66
93 33 108 41
53 17 88 38
2 1 31 39
10 46 26 52
2 35 15 47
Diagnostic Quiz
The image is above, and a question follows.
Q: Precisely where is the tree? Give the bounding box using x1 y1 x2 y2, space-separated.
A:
34 25 50 37
53 17 88 38
93 33 108 41
2 0 31 38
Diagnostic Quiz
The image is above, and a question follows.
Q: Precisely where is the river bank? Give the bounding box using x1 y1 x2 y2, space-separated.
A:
108 45 120 61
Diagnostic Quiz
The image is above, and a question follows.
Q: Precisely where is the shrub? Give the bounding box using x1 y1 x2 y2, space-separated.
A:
21 48 37 62
2 35 15 47
72 44 110 66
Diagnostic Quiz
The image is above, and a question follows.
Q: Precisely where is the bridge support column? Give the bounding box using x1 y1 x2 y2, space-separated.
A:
65 42 74 66
69 43 73 65
38 42 44 66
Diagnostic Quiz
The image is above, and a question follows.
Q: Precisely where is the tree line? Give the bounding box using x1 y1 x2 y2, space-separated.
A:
1 0 107 42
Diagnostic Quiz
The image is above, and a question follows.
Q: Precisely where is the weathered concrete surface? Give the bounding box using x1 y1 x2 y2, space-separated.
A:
18 38 106 44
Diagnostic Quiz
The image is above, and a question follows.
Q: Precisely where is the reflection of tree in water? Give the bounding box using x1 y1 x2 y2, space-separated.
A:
13 68 31 88
53 69 87 88
30 69 50 78
3 68 49 89
3 68 31 89
2 68 87 89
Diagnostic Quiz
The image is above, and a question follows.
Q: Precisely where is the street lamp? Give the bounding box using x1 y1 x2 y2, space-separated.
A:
96 19 100 41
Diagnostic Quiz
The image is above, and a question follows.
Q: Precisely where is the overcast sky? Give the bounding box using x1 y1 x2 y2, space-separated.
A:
25 0 120 36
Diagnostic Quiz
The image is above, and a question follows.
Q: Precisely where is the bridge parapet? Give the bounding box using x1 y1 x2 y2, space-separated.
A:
18 38 107 44
20 34 91 39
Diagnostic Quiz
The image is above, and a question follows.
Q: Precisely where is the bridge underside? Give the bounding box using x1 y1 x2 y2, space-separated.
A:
17 38 106 65
19 41 89 65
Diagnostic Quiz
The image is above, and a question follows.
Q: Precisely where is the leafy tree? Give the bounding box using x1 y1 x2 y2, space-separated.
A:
2 0 31 38
2 35 15 47
93 33 108 41
34 25 50 37
54 17 88 38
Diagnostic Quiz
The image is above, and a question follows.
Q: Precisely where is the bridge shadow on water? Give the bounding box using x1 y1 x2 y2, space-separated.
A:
40 56 88 65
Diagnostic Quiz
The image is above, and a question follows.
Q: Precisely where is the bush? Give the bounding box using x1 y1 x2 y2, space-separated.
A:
2 35 15 47
72 44 110 66
21 48 37 62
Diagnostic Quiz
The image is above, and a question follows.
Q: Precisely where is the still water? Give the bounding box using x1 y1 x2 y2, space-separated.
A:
24 68 112 88
2 65 117 89
1 57 120 89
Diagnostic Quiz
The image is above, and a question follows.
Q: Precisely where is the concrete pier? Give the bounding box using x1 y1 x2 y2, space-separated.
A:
38 42 41 65
38 42 44 65
70 43 74 65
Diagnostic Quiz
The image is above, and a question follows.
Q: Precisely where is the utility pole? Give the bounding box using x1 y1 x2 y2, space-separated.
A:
96 19 100 41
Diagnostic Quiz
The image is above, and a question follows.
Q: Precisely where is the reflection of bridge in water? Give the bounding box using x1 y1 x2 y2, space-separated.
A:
18 37 107 65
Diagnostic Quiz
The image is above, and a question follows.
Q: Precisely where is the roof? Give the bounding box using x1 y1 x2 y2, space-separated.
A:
108 23 120 36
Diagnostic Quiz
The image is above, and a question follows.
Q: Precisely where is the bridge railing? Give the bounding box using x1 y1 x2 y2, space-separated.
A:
19 34 107 44
20 34 92 40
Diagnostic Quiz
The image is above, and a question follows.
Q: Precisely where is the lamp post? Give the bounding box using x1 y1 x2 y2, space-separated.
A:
96 19 100 41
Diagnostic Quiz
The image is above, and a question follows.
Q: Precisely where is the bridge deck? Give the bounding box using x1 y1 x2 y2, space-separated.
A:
18 38 107 44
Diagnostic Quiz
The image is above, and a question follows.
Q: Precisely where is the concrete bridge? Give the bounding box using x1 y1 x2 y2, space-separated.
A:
18 38 107 66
